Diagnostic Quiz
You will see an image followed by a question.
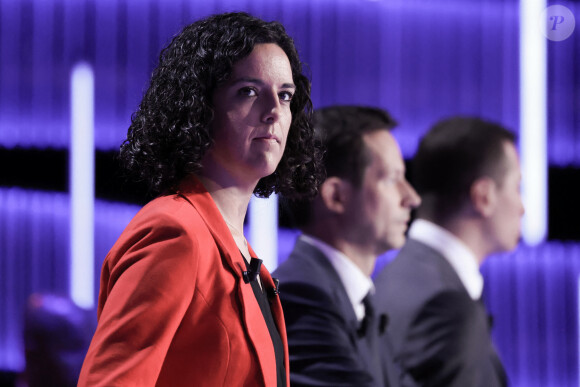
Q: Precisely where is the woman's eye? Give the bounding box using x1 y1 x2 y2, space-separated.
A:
279 91 294 102
238 87 257 97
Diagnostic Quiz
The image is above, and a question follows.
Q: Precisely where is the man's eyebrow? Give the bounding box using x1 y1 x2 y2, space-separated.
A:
230 77 296 89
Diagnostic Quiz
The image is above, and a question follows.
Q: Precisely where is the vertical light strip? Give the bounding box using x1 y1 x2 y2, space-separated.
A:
70 63 95 309
578 275 580 387
519 0 547 246
248 194 279 271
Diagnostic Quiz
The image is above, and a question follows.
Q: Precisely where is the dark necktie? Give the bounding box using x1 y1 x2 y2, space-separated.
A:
358 293 375 337
476 296 508 387
358 292 386 386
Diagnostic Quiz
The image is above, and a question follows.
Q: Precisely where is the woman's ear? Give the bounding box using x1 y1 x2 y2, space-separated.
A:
319 177 352 214
470 177 497 218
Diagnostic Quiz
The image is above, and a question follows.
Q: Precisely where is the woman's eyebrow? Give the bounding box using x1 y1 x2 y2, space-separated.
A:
230 77 296 90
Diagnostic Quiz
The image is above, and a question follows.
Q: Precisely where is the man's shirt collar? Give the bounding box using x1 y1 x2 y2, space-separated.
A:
408 219 484 300
300 234 374 321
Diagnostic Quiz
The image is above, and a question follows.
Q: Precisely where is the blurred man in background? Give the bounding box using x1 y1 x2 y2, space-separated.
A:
375 117 523 386
274 105 421 386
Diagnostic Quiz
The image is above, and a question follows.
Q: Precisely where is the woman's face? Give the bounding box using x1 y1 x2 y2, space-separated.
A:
203 43 295 186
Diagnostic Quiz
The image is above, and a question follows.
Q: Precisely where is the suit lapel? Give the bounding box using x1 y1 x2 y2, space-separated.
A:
409 239 507 386
490 342 508 387
406 239 469 294
177 176 276 386
291 239 360 332
291 239 386 385
476 298 508 387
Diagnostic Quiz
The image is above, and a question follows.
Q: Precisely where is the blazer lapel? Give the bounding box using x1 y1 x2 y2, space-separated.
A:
477 297 508 387
177 176 276 386
407 239 468 294
410 239 507 386
291 239 382 382
292 239 361 336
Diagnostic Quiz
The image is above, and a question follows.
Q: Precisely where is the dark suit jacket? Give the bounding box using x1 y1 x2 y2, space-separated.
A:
273 238 390 387
374 239 507 387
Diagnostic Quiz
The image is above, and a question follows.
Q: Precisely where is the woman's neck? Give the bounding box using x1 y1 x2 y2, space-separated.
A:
196 172 255 261
197 173 252 222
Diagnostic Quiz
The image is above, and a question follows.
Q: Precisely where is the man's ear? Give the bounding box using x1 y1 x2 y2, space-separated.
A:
470 177 497 217
319 177 351 214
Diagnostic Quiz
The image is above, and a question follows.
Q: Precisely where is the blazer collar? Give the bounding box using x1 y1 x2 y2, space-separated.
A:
175 175 244 273
291 238 361 331
299 235 373 320
403 239 470 295
409 219 483 300
176 174 289 387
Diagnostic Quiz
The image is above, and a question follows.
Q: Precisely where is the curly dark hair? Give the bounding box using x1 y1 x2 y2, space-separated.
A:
119 12 323 199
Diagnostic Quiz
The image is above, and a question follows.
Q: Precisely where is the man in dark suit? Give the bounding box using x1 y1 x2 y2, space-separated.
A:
375 117 524 386
274 106 421 386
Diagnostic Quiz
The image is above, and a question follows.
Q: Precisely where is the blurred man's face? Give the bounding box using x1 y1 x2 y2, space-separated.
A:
487 141 525 252
344 130 421 255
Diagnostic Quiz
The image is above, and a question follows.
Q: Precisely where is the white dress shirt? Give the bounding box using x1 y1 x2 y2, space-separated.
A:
408 219 484 300
300 234 374 322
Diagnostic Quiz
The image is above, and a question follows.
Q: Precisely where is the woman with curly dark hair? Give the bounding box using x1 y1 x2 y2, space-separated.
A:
78 12 323 387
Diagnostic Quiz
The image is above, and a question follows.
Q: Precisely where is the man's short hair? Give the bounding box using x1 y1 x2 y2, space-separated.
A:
284 105 397 228
314 105 397 187
413 116 516 223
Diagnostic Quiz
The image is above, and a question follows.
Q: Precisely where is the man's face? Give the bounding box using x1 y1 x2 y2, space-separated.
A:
344 130 421 254
203 43 295 184
487 141 525 253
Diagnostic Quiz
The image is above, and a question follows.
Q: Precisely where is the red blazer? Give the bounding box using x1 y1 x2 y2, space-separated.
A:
78 176 290 386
